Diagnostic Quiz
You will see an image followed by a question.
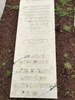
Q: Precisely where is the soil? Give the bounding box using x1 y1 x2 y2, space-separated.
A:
0 0 75 100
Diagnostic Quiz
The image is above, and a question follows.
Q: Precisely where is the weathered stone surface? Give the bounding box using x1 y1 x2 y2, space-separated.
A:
0 0 6 19
10 0 57 99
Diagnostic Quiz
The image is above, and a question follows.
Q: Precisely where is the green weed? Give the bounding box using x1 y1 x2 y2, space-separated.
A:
6 69 12 76
55 2 74 17
60 0 71 6
64 53 68 58
8 49 11 53
2 62 6 67
64 62 72 69
63 25 71 31
55 4 68 16
71 74 75 79
6 5 19 11
66 91 75 98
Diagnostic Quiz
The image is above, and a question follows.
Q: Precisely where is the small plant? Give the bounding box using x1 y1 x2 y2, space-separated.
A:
60 0 71 6
6 69 12 76
67 7 73 11
6 5 19 11
8 49 11 53
63 25 71 31
2 62 6 67
64 53 68 58
64 62 72 69
66 91 75 98
71 74 75 79
55 3 74 17
55 4 68 16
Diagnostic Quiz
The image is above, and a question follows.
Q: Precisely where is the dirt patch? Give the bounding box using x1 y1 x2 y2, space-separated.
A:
0 0 75 100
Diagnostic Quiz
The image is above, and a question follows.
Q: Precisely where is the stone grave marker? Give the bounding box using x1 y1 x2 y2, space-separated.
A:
10 0 57 99
0 0 7 19
74 0 75 26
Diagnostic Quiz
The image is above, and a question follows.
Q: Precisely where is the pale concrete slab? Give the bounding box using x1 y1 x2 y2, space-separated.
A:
10 0 57 99
0 0 7 19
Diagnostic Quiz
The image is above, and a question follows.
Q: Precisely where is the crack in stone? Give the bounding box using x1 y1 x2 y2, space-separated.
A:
39 83 57 97
49 83 57 91
14 56 27 64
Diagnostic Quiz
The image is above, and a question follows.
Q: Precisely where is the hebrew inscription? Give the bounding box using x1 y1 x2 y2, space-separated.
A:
10 0 57 99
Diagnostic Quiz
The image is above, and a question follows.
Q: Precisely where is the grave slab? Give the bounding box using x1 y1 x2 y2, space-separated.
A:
10 0 57 99
0 0 7 19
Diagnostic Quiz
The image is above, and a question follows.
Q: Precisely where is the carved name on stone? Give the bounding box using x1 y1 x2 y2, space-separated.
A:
10 0 57 99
